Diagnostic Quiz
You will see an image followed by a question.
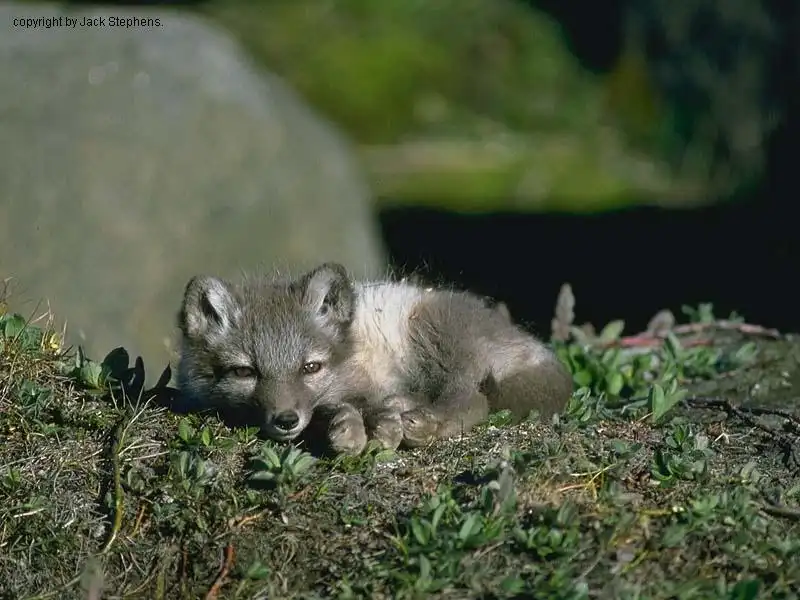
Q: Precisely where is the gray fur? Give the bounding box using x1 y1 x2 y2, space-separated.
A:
177 263 574 453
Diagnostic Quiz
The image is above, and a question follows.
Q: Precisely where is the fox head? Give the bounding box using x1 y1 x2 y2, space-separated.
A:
177 263 357 441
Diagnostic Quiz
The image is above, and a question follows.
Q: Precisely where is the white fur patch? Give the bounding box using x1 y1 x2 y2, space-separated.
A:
351 281 424 394
202 277 240 336
194 277 241 337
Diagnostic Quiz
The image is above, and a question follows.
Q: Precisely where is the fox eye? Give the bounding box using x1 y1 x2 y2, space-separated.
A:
230 366 256 378
301 361 323 375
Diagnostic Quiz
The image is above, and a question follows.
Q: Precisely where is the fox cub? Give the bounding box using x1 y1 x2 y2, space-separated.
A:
177 263 573 454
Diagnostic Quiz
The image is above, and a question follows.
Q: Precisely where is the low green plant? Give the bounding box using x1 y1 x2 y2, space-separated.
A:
651 423 713 486
249 441 317 494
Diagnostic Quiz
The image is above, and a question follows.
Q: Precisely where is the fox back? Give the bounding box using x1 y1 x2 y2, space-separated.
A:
177 263 573 443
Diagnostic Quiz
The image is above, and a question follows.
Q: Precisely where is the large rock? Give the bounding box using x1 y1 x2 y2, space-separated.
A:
0 2 386 372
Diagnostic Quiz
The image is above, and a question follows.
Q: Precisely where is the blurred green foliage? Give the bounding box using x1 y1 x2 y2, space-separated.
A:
202 0 688 210
204 0 601 143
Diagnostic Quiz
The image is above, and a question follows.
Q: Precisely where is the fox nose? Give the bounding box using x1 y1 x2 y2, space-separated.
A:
272 410 300 432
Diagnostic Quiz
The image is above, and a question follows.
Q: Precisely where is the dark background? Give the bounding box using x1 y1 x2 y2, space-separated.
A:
379 200 792 336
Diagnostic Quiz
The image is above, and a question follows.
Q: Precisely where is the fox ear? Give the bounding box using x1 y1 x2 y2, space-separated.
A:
298 263 355 327
179 276 240 339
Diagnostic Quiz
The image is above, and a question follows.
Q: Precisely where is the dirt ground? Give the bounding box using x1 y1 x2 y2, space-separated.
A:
1 299 799 600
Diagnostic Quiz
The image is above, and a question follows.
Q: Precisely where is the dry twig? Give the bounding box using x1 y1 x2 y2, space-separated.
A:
683 396 800 471
205 542 236 600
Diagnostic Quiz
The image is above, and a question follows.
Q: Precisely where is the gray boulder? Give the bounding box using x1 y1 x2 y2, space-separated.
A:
0 2 386 373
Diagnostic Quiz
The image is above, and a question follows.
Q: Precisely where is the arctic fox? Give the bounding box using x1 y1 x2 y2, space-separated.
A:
177 263 573 454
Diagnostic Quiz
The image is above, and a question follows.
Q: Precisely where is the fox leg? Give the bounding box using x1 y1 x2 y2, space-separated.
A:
325 402 368 455
400 386 490 448
363 394 417 451
364 409 404 451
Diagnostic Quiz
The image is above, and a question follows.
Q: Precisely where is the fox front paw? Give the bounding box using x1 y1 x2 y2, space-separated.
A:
401 408 440 448
366 410 404 451
327 406 368 455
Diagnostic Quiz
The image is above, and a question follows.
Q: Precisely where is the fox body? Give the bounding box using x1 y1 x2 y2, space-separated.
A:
177 263 573 454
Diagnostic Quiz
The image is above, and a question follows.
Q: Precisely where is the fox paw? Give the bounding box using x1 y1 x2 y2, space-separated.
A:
328 407 368 455
401 408 440 448
367 410 404 451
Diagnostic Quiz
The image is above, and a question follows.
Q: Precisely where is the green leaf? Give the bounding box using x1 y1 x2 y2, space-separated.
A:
418 554 432 582
488 409 513 427
458 513 482 542
99 363 114 389
2 313 26 339
664 333 683 359
249 470 277 482
178 451 190 476
649 384 682 423
410 518 429 545
739 460 760 483
661 524 688 547
292 453 317 475
600 348 623 369
374 448 397 463
569 326 591 345
430 501 447 533
244 561 270 580
729 579 761 600
573 370 593 388
500 575 525 594
200 427 211 447
598 319 625 343
734 342 758 363
80 361 105 389
177 418 193 443
604 371 624 396
260 444 281 468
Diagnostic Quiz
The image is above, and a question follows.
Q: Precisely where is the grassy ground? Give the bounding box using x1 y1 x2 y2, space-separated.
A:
1 289 799 600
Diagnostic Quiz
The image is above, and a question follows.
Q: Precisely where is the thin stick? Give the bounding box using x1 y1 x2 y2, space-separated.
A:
205 542 235 600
